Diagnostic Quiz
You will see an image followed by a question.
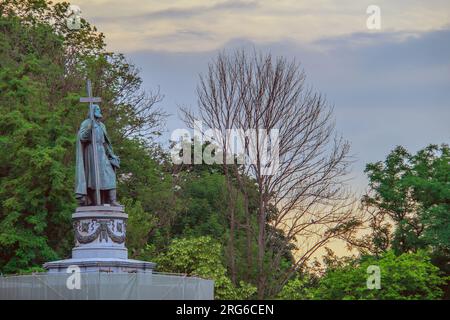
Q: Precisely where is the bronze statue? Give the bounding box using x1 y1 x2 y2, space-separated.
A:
75 80 121 206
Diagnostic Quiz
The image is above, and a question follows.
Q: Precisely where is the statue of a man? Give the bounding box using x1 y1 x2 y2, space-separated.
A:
75 104 121 206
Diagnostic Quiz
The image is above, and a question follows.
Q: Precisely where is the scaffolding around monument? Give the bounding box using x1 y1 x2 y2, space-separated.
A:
0 272 214 300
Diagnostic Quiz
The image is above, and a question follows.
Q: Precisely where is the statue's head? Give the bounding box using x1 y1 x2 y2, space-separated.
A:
92 104 102 119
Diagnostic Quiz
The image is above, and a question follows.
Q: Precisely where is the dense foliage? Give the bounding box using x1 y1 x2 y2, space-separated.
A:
312 251 446 300
279 251 446 300
356 144 449 298
154 236 256 300
0 6 74 272
362 144 449 257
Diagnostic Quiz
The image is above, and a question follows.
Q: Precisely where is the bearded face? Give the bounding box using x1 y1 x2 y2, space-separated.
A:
93 104 103 119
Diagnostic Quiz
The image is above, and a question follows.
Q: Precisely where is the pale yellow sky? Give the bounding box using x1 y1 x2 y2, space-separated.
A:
60 0 450 52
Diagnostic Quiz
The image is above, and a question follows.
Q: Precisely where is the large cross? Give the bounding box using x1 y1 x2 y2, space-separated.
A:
80 79 102 206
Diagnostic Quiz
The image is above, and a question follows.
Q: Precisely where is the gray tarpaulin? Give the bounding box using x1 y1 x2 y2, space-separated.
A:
0 272 214 300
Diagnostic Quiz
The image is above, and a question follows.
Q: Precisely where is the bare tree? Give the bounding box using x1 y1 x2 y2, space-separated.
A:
182 50 361 298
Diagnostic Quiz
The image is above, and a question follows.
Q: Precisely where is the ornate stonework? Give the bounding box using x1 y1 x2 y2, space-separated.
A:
74 219 126 244
43 205 155 273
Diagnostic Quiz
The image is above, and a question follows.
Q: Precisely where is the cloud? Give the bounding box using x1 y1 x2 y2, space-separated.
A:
93 0 259 21
152 30 216 42
127 27 450 190
61 0 450 53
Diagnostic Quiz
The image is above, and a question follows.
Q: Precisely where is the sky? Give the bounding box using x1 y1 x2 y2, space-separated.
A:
63 0 450 192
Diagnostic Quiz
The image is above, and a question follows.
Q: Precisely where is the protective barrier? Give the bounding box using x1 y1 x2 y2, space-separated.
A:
0 272 214 300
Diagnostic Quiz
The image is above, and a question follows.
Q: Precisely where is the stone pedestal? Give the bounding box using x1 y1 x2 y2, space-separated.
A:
44 206 155 273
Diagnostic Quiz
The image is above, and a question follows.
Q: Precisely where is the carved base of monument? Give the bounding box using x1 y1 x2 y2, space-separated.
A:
44 206 156 273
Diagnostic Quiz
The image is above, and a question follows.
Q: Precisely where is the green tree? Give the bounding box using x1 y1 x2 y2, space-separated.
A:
407 145 450 252
118 139 180 258
361 144 449 256
277 277 314 300
311 251 445 300
0 11 72 273
358 143 450 291
154 236 256 300
172 172 229 239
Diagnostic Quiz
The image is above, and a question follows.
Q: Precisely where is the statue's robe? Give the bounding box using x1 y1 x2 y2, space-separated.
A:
75 119 119 197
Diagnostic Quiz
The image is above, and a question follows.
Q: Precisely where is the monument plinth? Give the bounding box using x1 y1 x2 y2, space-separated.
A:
44 205 155 273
